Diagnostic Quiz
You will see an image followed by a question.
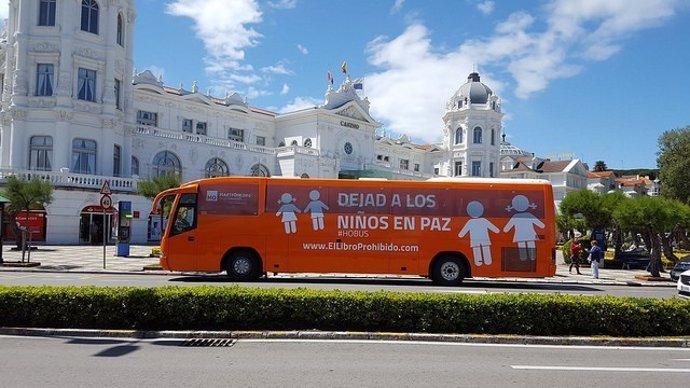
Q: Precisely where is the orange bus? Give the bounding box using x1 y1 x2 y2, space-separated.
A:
151 177 556 285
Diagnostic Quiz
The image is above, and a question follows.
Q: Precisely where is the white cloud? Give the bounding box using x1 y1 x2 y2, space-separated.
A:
268 0 297 9
477 1 495 15
297 44 309 55
166 0 263 90
391 0 405 13
364 0 683 143
279 96 321 113
280 84 290 95
261 63 294 75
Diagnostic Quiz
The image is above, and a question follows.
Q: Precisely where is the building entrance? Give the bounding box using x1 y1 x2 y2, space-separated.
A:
79 206 114 245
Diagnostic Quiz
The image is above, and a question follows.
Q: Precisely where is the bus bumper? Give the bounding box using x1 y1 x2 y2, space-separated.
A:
160 254 170 271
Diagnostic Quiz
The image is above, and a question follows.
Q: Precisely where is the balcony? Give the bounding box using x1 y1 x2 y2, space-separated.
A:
133 125 302 156
0 168 137 192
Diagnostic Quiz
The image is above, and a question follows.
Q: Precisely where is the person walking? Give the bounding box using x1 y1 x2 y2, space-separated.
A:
588 240 602 279
569 238 583 274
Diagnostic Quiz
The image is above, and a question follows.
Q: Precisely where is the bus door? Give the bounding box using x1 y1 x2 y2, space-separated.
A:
165 189 199 271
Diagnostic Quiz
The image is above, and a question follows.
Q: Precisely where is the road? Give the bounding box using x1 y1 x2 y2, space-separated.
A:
0 271 678 298
1 335 689 387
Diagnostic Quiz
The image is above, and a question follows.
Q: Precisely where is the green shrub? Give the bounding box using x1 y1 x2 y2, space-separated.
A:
0 286 688 337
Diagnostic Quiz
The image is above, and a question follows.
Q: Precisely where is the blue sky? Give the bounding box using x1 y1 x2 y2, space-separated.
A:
6 1 690 169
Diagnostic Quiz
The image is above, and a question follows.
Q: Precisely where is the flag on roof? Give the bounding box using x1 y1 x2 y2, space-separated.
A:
341 61 347 74
327 70 333 85
353 78 363 90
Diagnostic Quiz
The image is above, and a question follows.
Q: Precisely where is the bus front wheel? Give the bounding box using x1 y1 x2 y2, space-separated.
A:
431 256 466 286
225 250 261 281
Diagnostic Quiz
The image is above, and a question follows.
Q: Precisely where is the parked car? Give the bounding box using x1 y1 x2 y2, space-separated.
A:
615 247 650 270
677 269 690 299
670 256 690 281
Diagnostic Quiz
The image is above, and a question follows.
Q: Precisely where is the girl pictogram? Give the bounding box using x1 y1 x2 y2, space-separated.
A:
304 190 330 231
503 195 545 260
276 193 301 234
458 201 499 266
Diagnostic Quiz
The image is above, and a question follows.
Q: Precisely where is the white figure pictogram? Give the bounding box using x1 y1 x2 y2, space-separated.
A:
458 201 499 266
304 190 330 231
503 195 545 260
276 193 301 234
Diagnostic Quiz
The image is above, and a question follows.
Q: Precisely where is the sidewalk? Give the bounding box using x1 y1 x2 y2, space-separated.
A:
0 244 678 287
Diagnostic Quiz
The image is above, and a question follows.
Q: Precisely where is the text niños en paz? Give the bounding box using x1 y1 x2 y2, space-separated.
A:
336 192 451 234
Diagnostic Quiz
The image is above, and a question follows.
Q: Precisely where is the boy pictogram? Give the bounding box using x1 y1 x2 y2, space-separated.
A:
304 190 329 231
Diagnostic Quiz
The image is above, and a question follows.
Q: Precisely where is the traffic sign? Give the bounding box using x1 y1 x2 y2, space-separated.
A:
100 194 112 210
100 180 112 195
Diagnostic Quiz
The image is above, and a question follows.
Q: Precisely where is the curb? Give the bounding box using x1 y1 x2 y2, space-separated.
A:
0 266 679 287
1 327 688 347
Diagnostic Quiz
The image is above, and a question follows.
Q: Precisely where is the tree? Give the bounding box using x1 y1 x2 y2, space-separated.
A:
593 160 608 172
2 176 53 263
137 175 181 239
657 125 690 203
612 196 684 277
137 174 181 200
560 189 629 257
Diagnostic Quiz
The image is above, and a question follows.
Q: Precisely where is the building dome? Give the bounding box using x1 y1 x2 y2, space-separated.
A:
500 135 531 157
453 72 493 104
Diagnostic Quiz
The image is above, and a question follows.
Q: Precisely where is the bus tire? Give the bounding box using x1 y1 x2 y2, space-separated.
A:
431 256 466 286
225 250 261 281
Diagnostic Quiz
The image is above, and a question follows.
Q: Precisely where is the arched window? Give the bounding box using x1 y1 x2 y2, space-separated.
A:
29 136 53 171
491 129 495 146
131 156 139 176
300 173 310 178
116 14 124 46
81 0 99 34
72 138 97 174
152 151 181 177
290 140 298 146
454 128 463 144
205 158 229 178
473 127 482 144
249 163 270 177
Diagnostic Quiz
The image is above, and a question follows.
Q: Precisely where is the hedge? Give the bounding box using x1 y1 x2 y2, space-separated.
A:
0 286 689 337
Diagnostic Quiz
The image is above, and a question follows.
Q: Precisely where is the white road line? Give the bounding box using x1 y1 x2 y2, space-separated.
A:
511 365 690 373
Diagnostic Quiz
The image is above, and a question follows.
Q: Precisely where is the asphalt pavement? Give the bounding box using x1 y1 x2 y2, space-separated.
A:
0 244 678 287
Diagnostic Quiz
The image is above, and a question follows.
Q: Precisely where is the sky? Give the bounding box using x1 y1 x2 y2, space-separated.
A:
4 1 690 169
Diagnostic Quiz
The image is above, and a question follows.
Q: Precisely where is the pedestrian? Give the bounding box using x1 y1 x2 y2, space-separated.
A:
569 238 583 274
587 240 602 279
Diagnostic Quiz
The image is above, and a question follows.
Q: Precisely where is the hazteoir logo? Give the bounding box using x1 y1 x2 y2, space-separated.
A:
206 190 218 202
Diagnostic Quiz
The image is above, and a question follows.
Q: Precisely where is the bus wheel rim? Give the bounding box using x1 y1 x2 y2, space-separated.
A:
440 262 459 281
233 257 251 275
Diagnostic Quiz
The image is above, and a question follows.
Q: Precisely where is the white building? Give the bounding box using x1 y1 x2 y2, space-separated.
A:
0 0 503 244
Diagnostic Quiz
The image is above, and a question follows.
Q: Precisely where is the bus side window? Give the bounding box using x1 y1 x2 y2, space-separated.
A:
171 193 197 235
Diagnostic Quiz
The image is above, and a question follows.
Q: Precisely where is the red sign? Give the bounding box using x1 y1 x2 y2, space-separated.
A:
13 211 46 241
100 194 113 210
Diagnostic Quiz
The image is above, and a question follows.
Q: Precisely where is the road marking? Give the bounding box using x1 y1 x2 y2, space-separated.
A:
511 365 690 373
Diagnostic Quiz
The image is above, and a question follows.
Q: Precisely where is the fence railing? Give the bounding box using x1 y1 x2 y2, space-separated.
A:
0 169 137 191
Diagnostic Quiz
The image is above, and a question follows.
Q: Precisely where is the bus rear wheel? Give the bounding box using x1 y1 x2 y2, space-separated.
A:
431 256 466 286
225 250 261 281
